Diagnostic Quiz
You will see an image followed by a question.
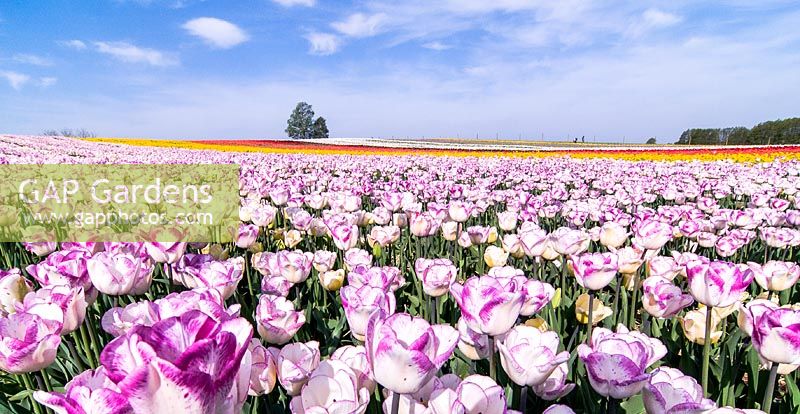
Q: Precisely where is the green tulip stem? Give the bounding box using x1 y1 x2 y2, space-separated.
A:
21 373 42 414
519 385 528 413
488 338 497 381
587 290 595 343
701 305 713 396
762 362 779 413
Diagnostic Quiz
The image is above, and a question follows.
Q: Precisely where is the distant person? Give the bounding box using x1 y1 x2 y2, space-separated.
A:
581 136 585 143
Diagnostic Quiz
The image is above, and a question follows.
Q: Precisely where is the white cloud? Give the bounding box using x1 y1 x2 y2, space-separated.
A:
39 77 58 87
627 9 682 37
642 9 682 28
13 54 53 66
182 17 249 49
422 41 452 50
305 32 341 55
332 13 388 38
60 40 87 50
0 71 30 90
94 41 178 66
272 0 314 7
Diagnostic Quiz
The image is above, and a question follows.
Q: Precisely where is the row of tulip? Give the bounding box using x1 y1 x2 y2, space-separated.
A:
79 135 800 162
0 135 799 414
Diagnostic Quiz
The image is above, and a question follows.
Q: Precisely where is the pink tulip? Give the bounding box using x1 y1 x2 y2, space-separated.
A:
330 345 375 393
497 325 569 386
341 284 396 341
455 375 507 414
532 362 575 401
633 219 673 251
641 276 694 319
235 223 259 249
451 275 525 336
99 311 253 412
289 359 371 413
415 258 458 297
87 249 154 296
747 260 800 292
17 285 87 334
577 325 667 399
248 339 278 396
365 312 458 394
686 260 754 307
35 367 132 413
569 252 619 291
0 311 62 373
255 294 305 345
274 341 321 396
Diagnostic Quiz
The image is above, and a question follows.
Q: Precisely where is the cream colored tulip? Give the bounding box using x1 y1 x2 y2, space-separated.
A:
575 293 612 325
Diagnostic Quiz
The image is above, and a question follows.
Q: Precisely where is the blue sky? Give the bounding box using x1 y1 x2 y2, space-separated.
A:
1 0 799 142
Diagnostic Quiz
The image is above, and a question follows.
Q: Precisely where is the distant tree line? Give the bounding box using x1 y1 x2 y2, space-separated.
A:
675 117 800 145
42 128 97 138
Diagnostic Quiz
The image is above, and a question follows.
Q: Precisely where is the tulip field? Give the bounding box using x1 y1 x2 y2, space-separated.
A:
3 134 800 414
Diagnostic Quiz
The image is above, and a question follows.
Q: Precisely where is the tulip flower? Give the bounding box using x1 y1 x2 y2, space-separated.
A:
574 293 612 325
532 362 575 401
261 274 293 297
577 325 667 399
341 285 396 341
455 375 507 414
348 265 404 292
633 219 674 251
319 269 345 291
496 325 569 386
451 275 525 337
26 248 95 302
34 367 132 413
686 260 754 308
330 223 359 251
599 221 628 249
330 345 375 393
543 405 576 414
747 260 800 292
751 307 800 365
312 250 337 273
497 211 518 231
247 339 278 396
365 312 458 394
0 268 33 316
289 359 371 413
255 294 306 345
87 249 154 296
641 276 694 319
415 258 458 297
569 252 618 291
457 317 491 361
680 308 723 345
277 250 314 283
0 311 62 373
143 239 188 264
98 311 253 412
17 285 87 334
410 213 438 237
703 408 766 414
344 248 373 271
274 341 321 396
519 279 555 316
448 201 473 223
551 227 590 256
483 245 509 268
643 367 715 414
646 256 682 280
